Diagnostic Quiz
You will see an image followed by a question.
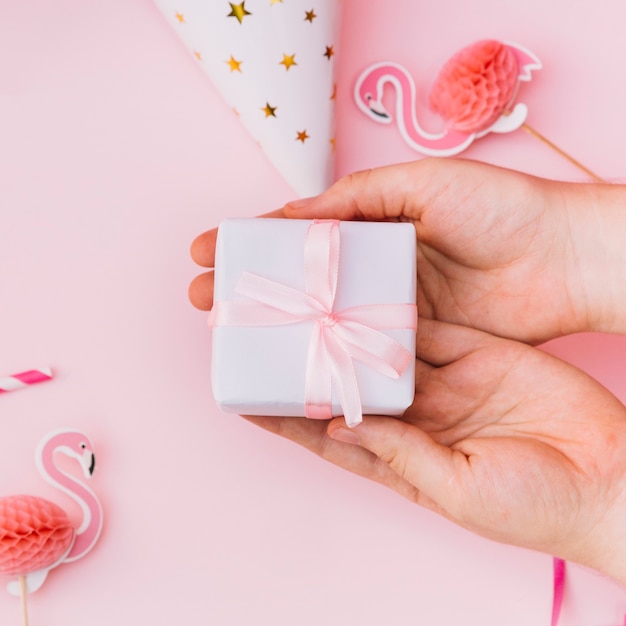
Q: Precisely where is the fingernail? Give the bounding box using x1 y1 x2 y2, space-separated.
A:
285 196 315 211
329 426 361 445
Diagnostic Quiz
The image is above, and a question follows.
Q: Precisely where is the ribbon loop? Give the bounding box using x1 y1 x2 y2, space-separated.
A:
211 220 417 427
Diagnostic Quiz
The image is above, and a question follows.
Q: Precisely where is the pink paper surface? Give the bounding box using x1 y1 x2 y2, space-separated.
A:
1 1 626 625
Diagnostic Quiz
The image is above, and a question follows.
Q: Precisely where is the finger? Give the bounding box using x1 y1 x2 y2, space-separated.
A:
416 317 497 367
190 229 218 267
188 270 215 310
242 415 385 479
243 415 444 508
190 208 288 268
328 416 470 516
283 159 471 222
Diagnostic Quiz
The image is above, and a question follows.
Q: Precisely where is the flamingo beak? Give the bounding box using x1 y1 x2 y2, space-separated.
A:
80 450 96 477
368 101 389 119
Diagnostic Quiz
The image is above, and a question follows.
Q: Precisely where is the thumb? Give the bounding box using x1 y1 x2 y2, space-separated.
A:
282 161 439 222
328 416 463 509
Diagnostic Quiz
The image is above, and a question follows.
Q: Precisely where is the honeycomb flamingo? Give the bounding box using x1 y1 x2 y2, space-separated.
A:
0 429 103 625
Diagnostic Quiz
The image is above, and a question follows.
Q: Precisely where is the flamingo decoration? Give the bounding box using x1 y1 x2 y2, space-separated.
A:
355 39 604 181
354 40 540 157
0 429 102 625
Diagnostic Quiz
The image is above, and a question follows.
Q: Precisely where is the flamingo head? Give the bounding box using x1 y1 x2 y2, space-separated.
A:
354 64 394 125
38 429 97 479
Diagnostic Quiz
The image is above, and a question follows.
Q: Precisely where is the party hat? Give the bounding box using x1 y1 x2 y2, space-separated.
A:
154 0 339 196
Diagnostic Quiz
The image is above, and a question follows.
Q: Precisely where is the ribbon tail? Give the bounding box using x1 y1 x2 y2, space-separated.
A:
333 320 414 378
325 330 363 428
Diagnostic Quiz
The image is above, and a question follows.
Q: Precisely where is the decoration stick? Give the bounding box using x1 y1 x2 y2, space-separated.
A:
18 576 28 626
521 123 605 183
0 368 53 394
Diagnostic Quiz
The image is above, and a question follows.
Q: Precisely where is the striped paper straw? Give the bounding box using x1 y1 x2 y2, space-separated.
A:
0 368 53 394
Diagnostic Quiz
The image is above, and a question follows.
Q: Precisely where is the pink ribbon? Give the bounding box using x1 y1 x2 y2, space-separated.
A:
552 557 565 626
210 219 417 427
551 558 626 626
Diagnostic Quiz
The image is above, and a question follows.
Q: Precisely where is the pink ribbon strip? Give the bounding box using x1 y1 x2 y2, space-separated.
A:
210 219 417 427
552 557 565 626
551 558 626 626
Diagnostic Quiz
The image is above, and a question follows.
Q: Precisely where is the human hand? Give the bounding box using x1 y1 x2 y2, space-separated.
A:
192 158 626 343
279 159 626 343
241 318 626 584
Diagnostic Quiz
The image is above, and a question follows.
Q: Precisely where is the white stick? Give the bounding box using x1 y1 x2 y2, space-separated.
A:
19 576 29 626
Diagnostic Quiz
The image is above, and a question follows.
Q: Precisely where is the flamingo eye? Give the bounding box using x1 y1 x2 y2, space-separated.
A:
365 93 372 101
80 443 87 449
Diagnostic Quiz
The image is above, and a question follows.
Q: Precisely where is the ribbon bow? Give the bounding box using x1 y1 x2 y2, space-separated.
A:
210 219 417 427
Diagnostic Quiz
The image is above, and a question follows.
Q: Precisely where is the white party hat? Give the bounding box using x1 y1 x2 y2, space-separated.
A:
154 0 339 197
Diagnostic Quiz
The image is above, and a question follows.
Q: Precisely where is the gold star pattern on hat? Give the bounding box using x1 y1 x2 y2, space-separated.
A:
226 55 243 72
279 53 297 71
227 2 251 24
262 103 278 118
155 0 337 196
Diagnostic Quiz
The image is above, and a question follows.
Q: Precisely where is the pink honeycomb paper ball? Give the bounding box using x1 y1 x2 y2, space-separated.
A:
429 40 520 133
0 494 74 576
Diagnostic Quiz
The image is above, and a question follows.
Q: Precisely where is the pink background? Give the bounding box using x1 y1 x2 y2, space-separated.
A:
2 1 626 624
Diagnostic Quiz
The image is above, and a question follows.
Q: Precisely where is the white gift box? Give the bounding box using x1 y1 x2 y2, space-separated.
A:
210 218 417 423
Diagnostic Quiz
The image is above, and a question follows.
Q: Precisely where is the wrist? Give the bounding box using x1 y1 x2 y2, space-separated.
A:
572 488 626 587
562 182 626 336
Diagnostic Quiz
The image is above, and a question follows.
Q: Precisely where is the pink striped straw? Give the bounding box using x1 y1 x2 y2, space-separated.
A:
0 368 53 394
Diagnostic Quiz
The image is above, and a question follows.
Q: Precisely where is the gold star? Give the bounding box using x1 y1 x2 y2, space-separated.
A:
262 103 278 118
330 137 336 152
270 0 283 4
194 50 202 61
296 130 310 143
279 53 297 71
324 45 335 60
330 83 337 100
226 55 243 72
305 9 317 22
175 12 185 23
227 2 251 24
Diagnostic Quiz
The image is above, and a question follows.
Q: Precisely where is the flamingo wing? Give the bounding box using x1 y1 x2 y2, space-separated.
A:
430 39 528 133
0 494 74 577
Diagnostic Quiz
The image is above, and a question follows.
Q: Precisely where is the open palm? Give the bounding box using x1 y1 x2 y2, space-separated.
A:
245 319 626 576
